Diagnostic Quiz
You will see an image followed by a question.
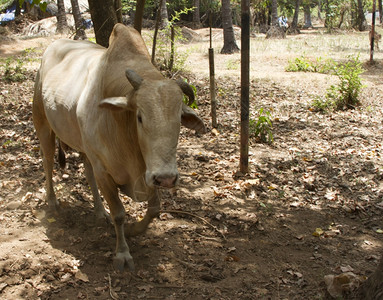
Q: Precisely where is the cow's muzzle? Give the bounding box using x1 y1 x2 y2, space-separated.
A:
151 173 179 188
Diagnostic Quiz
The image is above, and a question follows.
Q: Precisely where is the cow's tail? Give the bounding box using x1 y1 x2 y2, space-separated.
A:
58 140 67 169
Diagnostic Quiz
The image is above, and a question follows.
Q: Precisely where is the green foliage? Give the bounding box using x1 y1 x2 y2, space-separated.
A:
325 55 365 110
226 58 240 70
250 108 273 144
1 57 27 82
286 56 335 74
311 55 365 112
181 79 198 109
154 7 194 73
17 0 47 11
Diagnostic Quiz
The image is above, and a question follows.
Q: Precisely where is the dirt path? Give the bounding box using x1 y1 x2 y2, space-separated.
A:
1 26 383 299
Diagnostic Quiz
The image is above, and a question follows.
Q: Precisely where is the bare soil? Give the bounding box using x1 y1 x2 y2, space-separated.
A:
1 24 383 300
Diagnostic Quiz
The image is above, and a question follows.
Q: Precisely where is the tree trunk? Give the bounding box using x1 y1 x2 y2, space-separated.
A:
160 0 168 29
70 0 87 40
134 0 146 34
304 4 312 28
220 0 240 54
56 0 69 34
14 0 21 17
290 0 300 31
271 0 278 27
193 0 201 28
379 0 382 24
349 252 383 299
115 0 122 23
356 0 367 31
88 0 118 47
317 0 322 19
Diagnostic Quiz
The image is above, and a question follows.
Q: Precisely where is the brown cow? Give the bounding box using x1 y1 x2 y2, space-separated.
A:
33 24 206 271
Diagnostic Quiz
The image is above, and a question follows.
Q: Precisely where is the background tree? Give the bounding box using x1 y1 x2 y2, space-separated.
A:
88 0 118 47
303 0 313 28
70 0 86 39
288 0 300 34
193 0 201 28
134 0 146 33
270 0 278 26
56 0 69 33
355 0 367 31
160 0 168 28
220 0 240 54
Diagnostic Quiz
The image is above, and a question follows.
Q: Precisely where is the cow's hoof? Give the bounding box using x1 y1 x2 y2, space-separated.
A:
47 200 60 214
95 210 112 225
113 252 135 272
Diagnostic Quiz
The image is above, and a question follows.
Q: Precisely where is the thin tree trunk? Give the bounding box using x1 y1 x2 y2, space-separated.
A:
160 0 168 29
152 0 164 64
88 0 117 47
271 0 278 27
70 0 87 40
193 0 201 28
379 0 382 24
240 0 250 174
357 0 367 31
304 4 312 28
317 0 322 19
290 0 300 31
134 0 146 34
15 0 21 17
56 0 69 33
220 0 240 54
115 0 122 23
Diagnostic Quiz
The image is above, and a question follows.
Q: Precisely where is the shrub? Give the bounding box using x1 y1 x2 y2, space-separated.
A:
2 58 27 82
286 56 335 74
310 55 365 112
250 108 273 143
326 55 364 110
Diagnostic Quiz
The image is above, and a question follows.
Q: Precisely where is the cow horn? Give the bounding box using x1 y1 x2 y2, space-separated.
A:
126 69 143 90
176 79 195 106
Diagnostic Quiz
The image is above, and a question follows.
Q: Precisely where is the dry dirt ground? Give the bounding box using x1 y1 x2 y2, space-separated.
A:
1 23 383 300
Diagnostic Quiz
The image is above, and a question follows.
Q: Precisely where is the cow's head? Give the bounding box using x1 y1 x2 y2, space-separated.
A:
99 69 206 189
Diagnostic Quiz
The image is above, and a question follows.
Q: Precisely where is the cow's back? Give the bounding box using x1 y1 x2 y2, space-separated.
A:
36 39 106 151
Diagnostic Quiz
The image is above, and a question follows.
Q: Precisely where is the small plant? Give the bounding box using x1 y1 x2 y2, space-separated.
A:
154 7 194 73
226 59 240 70
2 57 27 82
181 79 198 109
250 108 273 143
286 56 314 72
286 56 335 74
326 55 364 110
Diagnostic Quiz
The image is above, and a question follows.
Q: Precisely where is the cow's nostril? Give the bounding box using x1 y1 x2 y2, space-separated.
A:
153 174 178 188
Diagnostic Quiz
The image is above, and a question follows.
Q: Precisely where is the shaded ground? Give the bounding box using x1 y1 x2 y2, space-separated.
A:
1 24 383 299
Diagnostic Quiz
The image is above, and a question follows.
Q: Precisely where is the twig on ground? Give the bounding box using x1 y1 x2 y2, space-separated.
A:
160 209 227 241
108 273 119 300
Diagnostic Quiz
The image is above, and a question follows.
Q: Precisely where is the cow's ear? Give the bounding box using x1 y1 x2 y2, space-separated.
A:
181 103 206 134
99 97 133 111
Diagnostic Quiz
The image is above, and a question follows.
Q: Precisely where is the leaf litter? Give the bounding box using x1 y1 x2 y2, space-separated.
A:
0 30 383 300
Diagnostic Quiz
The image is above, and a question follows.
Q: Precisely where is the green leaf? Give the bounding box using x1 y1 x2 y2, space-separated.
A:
39 1 47 11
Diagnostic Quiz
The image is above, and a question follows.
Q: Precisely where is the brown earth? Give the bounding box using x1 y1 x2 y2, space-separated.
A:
1 23 383 300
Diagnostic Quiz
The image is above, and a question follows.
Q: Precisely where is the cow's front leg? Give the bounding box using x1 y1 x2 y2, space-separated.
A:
96 172 134 271
125 190 160 237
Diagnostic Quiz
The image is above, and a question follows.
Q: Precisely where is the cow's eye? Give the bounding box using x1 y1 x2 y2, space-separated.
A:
137 114 142 124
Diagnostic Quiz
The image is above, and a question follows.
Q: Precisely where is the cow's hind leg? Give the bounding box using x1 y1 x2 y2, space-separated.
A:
36 124 59 210
83 155 111 222
125 191 160 237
